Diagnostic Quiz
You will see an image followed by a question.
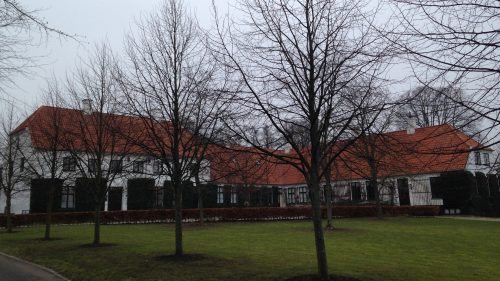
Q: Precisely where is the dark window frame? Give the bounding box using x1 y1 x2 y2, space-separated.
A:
19 157 25 172
109 159 123 173
61 186 75 209
350 182 362 202
483 153 490 166
230 186 238 204
133 161 145 173
474 151 481 165
287 187 297 204
217 187 224 204
88 158 98 173
62 157 77 172
298 186 308 203
153 160 163 175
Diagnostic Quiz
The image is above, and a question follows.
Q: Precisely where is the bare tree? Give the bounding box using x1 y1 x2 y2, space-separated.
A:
118 0 221 256
389 0 499 146
0 99 29 232
212 0 391 279
64 43 137 246
21 79 72 240
394 86 480 134
0 0 76 91
342 91 394 218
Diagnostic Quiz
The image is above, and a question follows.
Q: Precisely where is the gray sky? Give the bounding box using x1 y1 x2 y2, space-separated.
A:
8 0 230 109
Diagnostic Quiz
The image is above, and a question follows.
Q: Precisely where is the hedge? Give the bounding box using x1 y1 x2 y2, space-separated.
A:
0 205 439 228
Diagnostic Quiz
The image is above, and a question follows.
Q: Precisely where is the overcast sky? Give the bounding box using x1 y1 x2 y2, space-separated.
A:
7 0 230 109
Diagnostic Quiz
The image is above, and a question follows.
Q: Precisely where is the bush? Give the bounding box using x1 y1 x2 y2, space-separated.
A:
0 205 440 228
434 171 477 213
488 175 499 198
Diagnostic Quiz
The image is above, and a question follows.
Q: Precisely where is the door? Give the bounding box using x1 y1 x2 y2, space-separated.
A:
397 178 410 206
108 187 123 211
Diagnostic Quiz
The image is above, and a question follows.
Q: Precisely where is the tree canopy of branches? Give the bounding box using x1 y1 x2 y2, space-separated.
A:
394 85 480 135
65 43 137 246
0 99 29 233
118 0 224 256
25 80 69 240
0 0 75 91
389 0 500 145
212 0 392 279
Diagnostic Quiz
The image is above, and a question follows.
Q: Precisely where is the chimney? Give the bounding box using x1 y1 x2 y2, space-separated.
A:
406 112 416 134
82 99 92 115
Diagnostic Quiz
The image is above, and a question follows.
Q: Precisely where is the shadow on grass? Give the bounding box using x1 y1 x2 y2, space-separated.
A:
0 230 21 234
33 237 65 242
78 243 117 249
154 254 210 263
285 274 363 281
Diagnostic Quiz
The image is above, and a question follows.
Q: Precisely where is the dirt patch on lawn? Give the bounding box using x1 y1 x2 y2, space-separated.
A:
285 274 362 281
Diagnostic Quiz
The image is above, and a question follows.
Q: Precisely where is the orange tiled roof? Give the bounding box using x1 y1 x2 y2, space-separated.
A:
14 106 486 186
12 106 194 157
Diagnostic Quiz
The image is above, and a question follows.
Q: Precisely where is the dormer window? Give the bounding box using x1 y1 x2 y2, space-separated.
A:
474 151 481 165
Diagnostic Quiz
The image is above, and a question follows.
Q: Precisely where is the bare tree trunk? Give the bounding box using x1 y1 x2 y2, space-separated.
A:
372 179 383 219
195 173 204 225
44 184 55 240
174 184 183 256
93 204 101 245
324 183 333 230
324 162 334 230
5 194 13 233
310 172 328 281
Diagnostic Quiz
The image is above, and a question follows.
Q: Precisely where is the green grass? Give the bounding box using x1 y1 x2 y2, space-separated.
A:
0 218 499 281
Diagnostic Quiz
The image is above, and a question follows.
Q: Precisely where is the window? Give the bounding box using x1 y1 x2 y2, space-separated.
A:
287 187 297 204
133 161 145 173
474 151 481 165
483 153 490 166
155 187 164 208
62 157 77 172
298 186 308 203
430 177 441 199
61 186 75 209
153 160 163 175
366 181 376 201
230 186 238 204
109 160 123 173
19 157 25 172
350 182 362 202
217 187 224 204
88 158 98 173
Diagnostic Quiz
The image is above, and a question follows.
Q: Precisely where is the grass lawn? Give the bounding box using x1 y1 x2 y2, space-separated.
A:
0 217 499 281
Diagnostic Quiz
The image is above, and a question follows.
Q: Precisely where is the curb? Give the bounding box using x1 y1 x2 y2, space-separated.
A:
0 252 71 281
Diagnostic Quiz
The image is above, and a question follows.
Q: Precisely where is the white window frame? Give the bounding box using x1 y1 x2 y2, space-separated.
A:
217 187 224 204
61 186 75 209
230 187 238 204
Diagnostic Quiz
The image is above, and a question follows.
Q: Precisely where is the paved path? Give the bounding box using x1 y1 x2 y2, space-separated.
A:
438 216 500 222
0 253 68 281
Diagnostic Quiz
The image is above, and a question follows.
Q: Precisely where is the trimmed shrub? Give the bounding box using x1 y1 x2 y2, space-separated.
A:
0 205 440 228
476 172 490 198
488 175 499 198
435 171 477 213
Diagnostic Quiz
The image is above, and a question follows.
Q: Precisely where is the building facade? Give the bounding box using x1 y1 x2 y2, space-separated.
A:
0 106 495 214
